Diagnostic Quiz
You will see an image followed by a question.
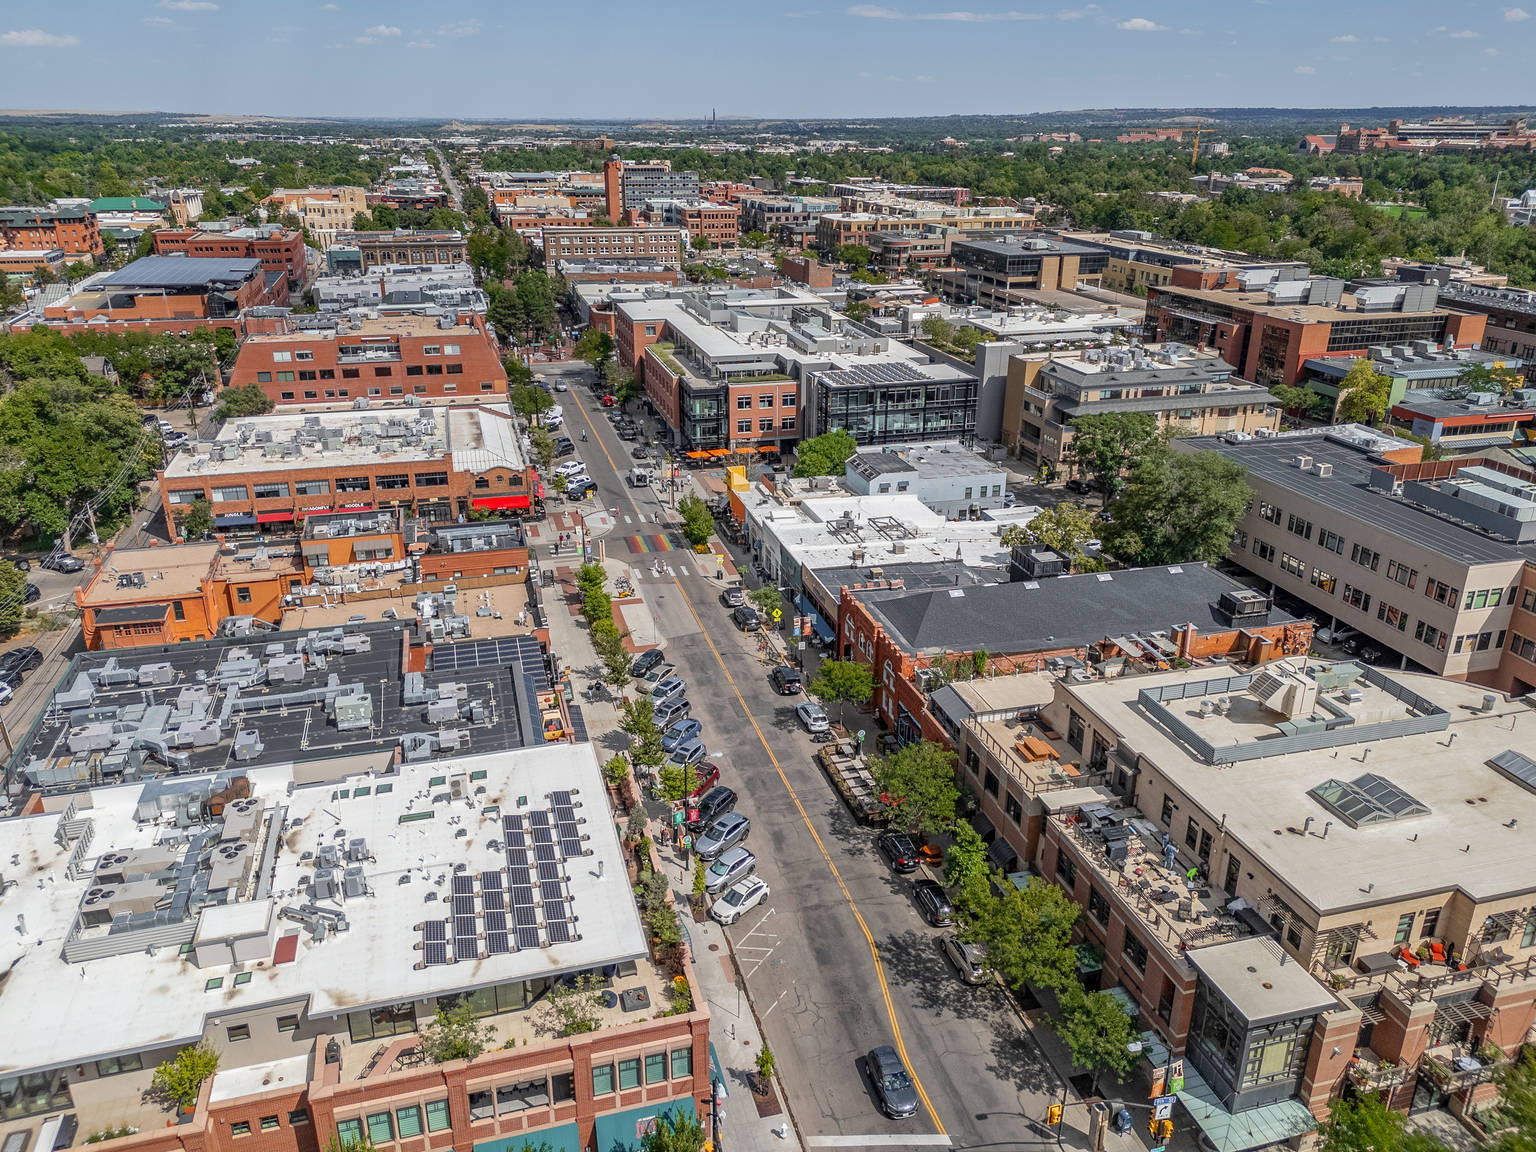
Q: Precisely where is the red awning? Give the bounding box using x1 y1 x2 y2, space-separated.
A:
472 495 532 511
256 511 294 524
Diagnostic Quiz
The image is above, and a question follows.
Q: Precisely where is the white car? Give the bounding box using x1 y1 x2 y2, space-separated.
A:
552 460 587 479
0 681 12 706
552 381 568 392
540 406 564 427
710 875 769 925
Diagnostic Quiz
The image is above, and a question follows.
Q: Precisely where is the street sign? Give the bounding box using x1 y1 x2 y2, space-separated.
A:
856 730 866 744
771 608 782 621
1154 1096 1175 1121
1167 1060 1185 1093
672 810 686 826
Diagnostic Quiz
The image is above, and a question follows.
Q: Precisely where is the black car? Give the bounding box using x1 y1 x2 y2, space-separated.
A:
866 1046 919 1119
877 831 921 874
629 649 664 678
617 426 639 441
554 437 575 458
769 666 802 695
912 879 954 926
0 646 42 676
732 604 761 632
23 583 40 604
688 785 738 832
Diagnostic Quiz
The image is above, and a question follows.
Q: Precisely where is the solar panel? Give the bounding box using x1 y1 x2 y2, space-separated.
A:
566 704 590 742
556 819 580 838
515 925 541 949
505 847 529 868
545 920 572 944
508 866 532 887
480 871 504 891
550 790 573 806
543 898 567 922
455 938 479 961
534 844 557 863
540 881 564 902
423 941 449 965
502 814 524 833
503 827 527 848
452 875 475 895
482 889 505 912
528 811 550 828
423 921 447 943
1492 748 1536 794
455 913 477 935
513 906 537 927
511 885 535 907
432 635 548 682
560 837 584 858
484 909 507 933
485 930 511 955
536 861 561 882
452 894 475 917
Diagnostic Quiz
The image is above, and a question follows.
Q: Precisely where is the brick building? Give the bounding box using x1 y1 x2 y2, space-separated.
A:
602 157 700 220
1436 282 1536 381
330 229 467 271
0 248 66 279
0 204 102 257
639 199 739 249
541 227 684 270
159 404 537 535
227 313 505 406
266 187 368 247
153 225 308 286
36 256 287 334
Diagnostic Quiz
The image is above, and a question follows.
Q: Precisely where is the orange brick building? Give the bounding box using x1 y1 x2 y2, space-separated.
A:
153 226 308 286
0 204 102 257
228 314 506 406
38 255 288 335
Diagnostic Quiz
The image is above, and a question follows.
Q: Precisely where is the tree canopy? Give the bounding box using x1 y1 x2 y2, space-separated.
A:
1334 357 1392 425
792 429 858 478
953 871 1079 993
1002 502 1098 565
1103 449 1252 567
212 383 275 422
677 494 714 548
807 659 873 728
869 739 959 835
1066 412 1163 501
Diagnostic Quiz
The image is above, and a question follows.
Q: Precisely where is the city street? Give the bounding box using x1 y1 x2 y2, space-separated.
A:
543 361 1073 1151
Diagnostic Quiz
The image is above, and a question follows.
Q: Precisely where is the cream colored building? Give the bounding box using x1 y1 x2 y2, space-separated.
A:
266 186 368 247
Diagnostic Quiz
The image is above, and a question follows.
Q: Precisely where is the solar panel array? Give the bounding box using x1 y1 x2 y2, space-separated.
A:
415 791 586 966
430 635 549 686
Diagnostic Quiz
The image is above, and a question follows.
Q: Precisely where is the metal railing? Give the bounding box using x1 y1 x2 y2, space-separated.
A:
964 718 1109 797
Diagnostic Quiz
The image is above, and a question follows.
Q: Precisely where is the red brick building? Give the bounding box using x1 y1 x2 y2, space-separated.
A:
153 226 308 286
0 204 102 257
542 227 685 270
36 255 287 335
228 314 506 406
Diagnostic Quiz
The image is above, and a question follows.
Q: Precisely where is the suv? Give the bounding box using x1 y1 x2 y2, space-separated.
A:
876 831 921 874
569 479 598 500
664 738 707 770
653 696 691 727
795 701 829 734
912 879 954 927
629 649 664 678
941 935 987 984
41 553 84 574
0 647 43 678
769 666 802 695
721 585 746 609
695 812 750 860
647 675 687 704
689 785 737 831
732 604 761 632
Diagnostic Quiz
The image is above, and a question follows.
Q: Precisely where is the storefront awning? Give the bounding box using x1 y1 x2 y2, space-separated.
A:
684 450 711 459
214 514 257 528
472 495 532 511
256 511 294 524
473 1122 580 1152
590 1097 697 1152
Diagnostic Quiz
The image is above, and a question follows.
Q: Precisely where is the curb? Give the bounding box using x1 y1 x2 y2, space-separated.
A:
720 926 809 1152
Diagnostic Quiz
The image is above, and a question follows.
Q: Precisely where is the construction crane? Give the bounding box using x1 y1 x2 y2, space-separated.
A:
1191 119 1208 165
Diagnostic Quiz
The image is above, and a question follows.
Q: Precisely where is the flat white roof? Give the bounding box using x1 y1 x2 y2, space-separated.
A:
0 743 643 1075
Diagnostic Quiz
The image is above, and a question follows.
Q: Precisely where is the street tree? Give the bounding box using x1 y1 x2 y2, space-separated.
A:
180 498 214 541
1066 412 1162 502
870 739 959 835
806 659 873 729
957 872 1079 993
944 820 988 890
509 383 554 424
920 313 956 345
741 230 769 249
1104 450 1251 566
0 561 27 633
1319 1092 1447 1152
748 584 780 621
639 1109 708 1152
658 761 702 804
419 1001 495 1064
574 328 615 375
591 621 633 695
529 426 556 472
620 697 665 772
837 243 873 268
677 494 714 549
1000 502 1097 565
504 355 536 389
1053 985 1136 1097
1268 382 1326 417
1334 358 1392 425
791 429 857 477
212 383 275 422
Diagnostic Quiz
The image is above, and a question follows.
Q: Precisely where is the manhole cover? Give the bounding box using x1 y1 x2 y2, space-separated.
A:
708 944 720 952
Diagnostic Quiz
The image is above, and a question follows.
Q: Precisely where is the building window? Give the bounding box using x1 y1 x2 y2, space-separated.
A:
1161 796 1174 824
236 587 252 604
336 477 371 493
1253 539 1275 563
260 1117 280 1132
1394 912 1415 946
252 482 289 499
443 344 460 355
415 472 449 487
1311 568 1336 594
592 1063 615 1095
737 419 752 433
276 371 295 383
670 1047 693 1077
366 1112 394 1145
376 474 410 490
759 394 774 408
277 1014 299 1033
1088 886 1110 926
257 372 271 383
1319 529 1345 554
172 602 186 622
231 1122 250 1137
335 1120 363 1147
342 368 361 379
211 485 248 503
1425 578 1460 605
1387 560 1418 589
1005 792 1022 824
1286 514 1313 540
1422 908 1440 939
782 416 795 431
984 769 999 797
1258 501 1282 525
406 365 424 376
295 479 330 495
1377 601 1408 631
272 351 292 363
783 392 796 406
1186 816 1201 850
1414 620 1448 651
759 418 774 432
289 1110 310 1127
737 395 752 409
1280 552 1305 578
1123 930 1149 971
95 1054 144 1076
1351 544 1380 571
619 1058 642 1091
1055 848 1076 887
645 1053 668 1084
1342 583 1371 613
295 350 313 361
425 1101 450 1132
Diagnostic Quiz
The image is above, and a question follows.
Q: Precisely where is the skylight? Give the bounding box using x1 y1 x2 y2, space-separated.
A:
1308 772 1429 828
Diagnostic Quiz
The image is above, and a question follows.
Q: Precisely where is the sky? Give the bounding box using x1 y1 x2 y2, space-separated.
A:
0 0 1531 121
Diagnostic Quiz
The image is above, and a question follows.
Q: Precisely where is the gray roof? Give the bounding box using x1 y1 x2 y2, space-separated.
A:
849 452 915 478
854 562 1287 656
812 560 1001 598
99 256 262 290
1188 432 1533 566
92 603 170 625
1053 386 1275 419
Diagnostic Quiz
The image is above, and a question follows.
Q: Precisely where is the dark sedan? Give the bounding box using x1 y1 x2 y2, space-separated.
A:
866 1046 919 1119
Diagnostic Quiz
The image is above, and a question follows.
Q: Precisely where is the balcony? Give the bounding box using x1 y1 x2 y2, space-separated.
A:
1419 1042 1507 1092
337 346 402 364
1345 1050 1412 1092
965 715 1107 797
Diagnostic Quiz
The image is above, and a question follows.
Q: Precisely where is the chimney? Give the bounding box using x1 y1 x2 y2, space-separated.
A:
1179 622 1198 659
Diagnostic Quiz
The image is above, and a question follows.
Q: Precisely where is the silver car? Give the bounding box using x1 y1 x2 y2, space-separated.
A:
704 846 756 894
795 701 830 734
710 875 769 925
648 675 687 704
695 812 750 860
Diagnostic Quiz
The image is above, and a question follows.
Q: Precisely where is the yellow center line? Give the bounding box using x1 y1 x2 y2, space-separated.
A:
566 390 946 1133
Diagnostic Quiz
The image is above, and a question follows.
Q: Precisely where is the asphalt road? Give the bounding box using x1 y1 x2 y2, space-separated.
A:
546 361 1066 1151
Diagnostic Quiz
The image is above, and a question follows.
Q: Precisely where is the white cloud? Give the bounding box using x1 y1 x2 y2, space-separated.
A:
847 3 903 15
160 0 217 9
353 35 374 43
437 18 479 35
143 15 175 24
1505 6 1529 19
1485 46 1499 54
364 23 400 35
1294 63 1316 73
1116 16 1165 29
406 39 434 47
321 3 338 8
846 3 1042 16
1448 28 1479 37
0 28 79 46
1330 33 1357 41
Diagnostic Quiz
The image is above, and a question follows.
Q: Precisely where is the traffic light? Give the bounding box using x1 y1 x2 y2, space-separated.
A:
1158 1120 1174 1140
1148 1115 1160 1137
1047 1104 1063 1126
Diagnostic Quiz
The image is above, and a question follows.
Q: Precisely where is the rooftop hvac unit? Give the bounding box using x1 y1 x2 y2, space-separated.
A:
1248 665 1319 719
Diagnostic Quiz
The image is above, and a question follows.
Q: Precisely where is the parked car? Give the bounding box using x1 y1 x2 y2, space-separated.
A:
6 557 28 573
688 785 737 831
795 701 830 734
695 812 750 860
1002 491 1018 508
661 717 703 752
40 553 84 574
710 875 769 925
664 738 707 770
648 675 687 704
23 584 40 604
0 681 12 707
631 446 653 460
769 666 803 695
540 406 563 426
552 381 568 392
569 479 598 500
641 661 676 684
653 696 691 728
0 646 40 675
704 846 757 894
912 879 954 927
876 831 921 874
1358 644 1386 664
689 763 722 798
733 604 762 632
553 460 587 479
629 649 664 678
721 585 746 608
553 437 576 458
865 1046 919 1119
601 394 617 407
941 935 987 984
617 425 638 441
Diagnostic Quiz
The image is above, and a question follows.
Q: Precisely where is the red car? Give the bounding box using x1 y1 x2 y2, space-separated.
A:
601 395 617 407
689 763 722 799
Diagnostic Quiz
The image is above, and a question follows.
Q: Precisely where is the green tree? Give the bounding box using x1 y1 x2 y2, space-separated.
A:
419 1001 495 1064
621 696 665 773
677 494 714 548
0 560 26 633
1334 357 1392 425
180 497 213 541
150 1042 219 1110
607 362 640 405
504 354 535 389
639 1108 708 1152
920 313 956 345
574 328 615 374
1456 361 1522 398
549 974 605 1036
658 760 702 804
756 1046 776 1081
1318 1087 1448 1152
843 299 870 322
791 429 858 478
1268 382 1325 416
807 658 873 729
529 425 556 472
1488 1049 1536 1152
944 819 988 890
742 230 769 249
1066 412 1162 502
690 235 713 252
1104 450 1252 566
870 739 959 835
212 383 275 422
956 872 1079 994
509 383 554 424
951 325 983 355
592 622 634 695
1001 502 1097 565
1053 985 1136 1096
748 584 781 622
837 243 873 268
